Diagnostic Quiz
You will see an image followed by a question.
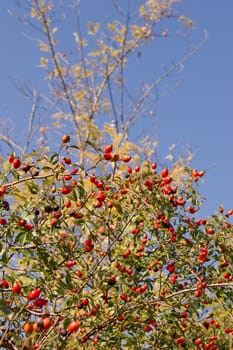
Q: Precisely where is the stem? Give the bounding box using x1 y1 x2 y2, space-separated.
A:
4 172 55 189
36 2 81 143
164 282 233 300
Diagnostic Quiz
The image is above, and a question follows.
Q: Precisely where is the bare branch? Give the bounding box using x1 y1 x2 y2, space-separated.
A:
127 30 208 132
107 78 119 133
36 2 80 134
0 132 24 154
23 89 39 153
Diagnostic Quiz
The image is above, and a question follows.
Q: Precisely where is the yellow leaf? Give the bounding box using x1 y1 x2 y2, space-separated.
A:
170 157 189 185
51 121 62 128
103 123 123 149
38 41 49 53
53 67 59 77
108 22 117 31
80 39 87 47
73 65 81 78
113 35 124 44
31 7 37 18
88 50 100 57
109 50 120 58
82 70 93 78
51 112 64 120
179 15 193 28
88 21 100 35
73 91 85 100
131 25 150 39
40 57 48 67
139 5 146 17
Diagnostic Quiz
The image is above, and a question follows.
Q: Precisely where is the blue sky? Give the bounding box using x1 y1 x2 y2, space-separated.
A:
0 0 232 218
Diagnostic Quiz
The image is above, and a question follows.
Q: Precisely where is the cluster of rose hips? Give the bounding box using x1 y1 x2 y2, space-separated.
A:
103 144 131 163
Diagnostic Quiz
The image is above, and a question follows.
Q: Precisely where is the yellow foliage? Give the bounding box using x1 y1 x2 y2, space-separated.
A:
87 21 100 35
31 6 37 18
73 32 87 47
80 39 87 48
39 145 50 153
113 35 124 44
88 50 101 57
73 91 85 100
101 99 111 115
38 41 49 53
107 21 126 36
73 64 81 78
139 0 180 21
51 121 62 129
82 70 93 78
109 50 121 59
131 25 151 39
120 140 142 157
103 123 142 163
170 153 193 186
103 123 123 150
51 113 64 121
108 22 117 31
40 57 48 67
179 15 193 28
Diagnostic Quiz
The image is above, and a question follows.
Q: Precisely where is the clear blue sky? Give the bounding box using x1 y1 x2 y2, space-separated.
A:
0 1 232 218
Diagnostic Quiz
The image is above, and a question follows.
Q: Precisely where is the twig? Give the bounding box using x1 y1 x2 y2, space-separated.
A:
0 133 24 154
4 172 55 189
24 89 39 153
37 2 80 136
164 282 233 300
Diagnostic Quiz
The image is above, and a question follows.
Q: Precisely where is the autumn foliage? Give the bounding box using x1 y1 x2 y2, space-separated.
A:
0 1 232 350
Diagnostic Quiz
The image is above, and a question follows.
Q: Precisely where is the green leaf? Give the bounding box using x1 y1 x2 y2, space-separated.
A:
0 298 12 317
42 166 53 172
50 153 59 165
63 318 71 329
114 202 122 214
71 188 78 202
16 232 28 246
1 250 8 264
85 140 102 152
27 181 39 194
76 185 85 199
70 145 80 150
65 273 72 288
